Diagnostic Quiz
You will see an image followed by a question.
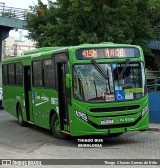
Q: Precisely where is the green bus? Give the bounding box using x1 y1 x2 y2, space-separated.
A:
2 42 149 139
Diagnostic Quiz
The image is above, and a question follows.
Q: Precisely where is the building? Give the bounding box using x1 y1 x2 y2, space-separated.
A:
2 37 36 58
0 37 36 86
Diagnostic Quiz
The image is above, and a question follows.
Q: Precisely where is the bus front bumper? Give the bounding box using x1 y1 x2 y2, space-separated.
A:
69 112 149 136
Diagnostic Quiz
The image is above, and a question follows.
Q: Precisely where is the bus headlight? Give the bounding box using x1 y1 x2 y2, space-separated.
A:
76 111 88 122
141 106 149 117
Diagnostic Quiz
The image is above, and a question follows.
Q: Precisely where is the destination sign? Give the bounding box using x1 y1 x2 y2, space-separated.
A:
76 48 139 59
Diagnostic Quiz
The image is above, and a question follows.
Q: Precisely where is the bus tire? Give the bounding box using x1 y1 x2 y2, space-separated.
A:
107 133 123 137
51 113 68 140
17 105 26 126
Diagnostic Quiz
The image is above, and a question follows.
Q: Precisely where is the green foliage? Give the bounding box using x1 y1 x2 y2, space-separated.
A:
25 0 160 69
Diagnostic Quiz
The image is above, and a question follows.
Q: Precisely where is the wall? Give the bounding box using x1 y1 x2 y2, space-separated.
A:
148 92 160 123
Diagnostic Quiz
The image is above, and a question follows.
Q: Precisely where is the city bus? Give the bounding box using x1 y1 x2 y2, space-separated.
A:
2 42 149 139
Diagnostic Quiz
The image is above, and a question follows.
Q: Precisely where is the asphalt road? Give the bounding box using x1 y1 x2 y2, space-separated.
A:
0 109 160 168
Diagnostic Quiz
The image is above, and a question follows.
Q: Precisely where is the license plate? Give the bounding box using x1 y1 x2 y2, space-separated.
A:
101 119 113 125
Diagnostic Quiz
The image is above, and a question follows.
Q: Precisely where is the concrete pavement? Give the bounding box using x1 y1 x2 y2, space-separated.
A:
0 110 160 168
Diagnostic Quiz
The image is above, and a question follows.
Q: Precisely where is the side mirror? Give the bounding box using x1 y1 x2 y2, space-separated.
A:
66 74 72 88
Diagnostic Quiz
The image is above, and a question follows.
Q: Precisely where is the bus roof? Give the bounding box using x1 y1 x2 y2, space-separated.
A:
2 42 142 64
22 47 65 56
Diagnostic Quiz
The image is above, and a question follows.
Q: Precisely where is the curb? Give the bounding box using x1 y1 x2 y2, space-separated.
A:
148 128 160 132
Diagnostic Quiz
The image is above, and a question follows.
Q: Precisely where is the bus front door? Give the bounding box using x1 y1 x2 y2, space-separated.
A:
56 56 70 133
24 66 33 121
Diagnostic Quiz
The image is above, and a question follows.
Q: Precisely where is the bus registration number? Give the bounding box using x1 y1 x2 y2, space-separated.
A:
114 117 135 123
101 119 113 125
119 118 135 122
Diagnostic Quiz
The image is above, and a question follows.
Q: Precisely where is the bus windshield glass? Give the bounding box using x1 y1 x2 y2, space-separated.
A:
73 62 145 102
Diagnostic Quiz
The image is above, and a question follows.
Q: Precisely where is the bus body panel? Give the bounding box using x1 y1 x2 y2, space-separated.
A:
3 86 25 119
68 114 149 136
69 95 148 136
32 88 58 129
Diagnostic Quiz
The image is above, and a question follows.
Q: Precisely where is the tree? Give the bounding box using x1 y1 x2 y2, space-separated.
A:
26 0 160 69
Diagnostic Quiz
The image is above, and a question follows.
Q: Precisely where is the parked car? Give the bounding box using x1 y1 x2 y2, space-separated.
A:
0 87 3 109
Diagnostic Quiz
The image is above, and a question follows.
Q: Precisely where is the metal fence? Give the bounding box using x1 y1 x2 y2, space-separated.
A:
146 71 160 92
0 2 31 20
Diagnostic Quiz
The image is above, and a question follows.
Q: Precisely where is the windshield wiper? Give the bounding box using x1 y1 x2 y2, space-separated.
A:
119 58 130 81
91 60 111 93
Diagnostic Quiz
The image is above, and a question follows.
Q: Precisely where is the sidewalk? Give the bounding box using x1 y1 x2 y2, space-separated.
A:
149 123 160 131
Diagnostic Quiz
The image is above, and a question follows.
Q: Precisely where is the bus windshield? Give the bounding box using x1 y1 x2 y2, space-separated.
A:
73 62 145 102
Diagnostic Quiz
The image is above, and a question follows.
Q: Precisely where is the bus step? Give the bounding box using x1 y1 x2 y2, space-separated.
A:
27 121 34 125
61 130 70 135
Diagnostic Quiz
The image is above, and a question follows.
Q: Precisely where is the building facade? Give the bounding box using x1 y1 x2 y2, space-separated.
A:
2 37 36 58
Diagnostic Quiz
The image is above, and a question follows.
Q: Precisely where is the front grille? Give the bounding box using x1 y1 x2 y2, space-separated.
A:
88 116 142 129
90 105 140 112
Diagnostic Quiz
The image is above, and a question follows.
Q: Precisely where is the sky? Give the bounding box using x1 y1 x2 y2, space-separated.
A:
0 0 49 40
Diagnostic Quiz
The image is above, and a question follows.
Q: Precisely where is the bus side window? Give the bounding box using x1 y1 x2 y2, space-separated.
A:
43 59 55 88
32 61 43 87
15 63 23 86
2 64 8 85
8 64 15 85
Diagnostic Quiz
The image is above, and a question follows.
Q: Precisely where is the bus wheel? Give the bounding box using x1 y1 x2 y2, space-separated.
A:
107 133 123 137
17 105 26 126
51 113 68 140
